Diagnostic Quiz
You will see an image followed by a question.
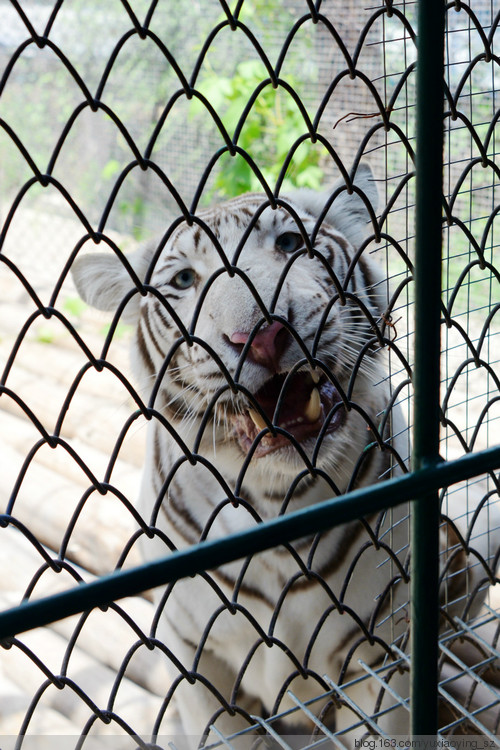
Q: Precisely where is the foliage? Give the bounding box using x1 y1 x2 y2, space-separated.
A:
192 59 324 197
63 296 87 319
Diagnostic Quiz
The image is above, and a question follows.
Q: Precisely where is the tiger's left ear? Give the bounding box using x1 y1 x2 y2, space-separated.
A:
290 163 379 249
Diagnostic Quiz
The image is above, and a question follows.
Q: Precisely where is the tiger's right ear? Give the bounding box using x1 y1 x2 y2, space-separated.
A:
71 244 153 324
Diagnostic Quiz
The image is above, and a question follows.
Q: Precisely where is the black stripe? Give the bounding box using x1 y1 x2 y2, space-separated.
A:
142 308 165 359
159 480 204 544
135 322 155 376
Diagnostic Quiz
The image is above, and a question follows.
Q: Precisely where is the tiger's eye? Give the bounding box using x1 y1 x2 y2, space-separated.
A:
275 231 304 254
171 268 196 289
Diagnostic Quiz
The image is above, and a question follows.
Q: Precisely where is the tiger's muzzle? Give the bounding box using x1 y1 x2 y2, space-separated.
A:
231 369 346 458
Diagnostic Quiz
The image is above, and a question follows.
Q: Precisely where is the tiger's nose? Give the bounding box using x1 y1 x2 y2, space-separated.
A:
230 321 289 372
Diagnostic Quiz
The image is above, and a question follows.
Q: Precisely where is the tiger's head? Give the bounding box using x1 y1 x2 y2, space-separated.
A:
72 164 390 490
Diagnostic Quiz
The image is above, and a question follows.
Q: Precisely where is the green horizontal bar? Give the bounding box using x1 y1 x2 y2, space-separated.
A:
0 445 499 642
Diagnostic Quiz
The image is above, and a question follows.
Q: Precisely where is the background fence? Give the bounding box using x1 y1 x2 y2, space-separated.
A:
0 0 499 747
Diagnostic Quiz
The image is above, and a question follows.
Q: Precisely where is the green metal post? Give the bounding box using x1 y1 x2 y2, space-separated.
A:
411 0 445 737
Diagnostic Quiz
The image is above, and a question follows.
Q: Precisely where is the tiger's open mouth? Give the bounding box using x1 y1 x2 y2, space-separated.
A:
232 370 346 458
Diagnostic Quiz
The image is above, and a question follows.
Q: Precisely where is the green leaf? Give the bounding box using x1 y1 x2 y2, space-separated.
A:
101 159 121 181
63 296 87 318
294 165 324 190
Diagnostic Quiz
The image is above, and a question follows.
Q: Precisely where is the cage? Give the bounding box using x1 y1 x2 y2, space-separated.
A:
0 0 499 747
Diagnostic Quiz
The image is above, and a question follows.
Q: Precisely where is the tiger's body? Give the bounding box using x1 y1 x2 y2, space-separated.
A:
72 165 494 742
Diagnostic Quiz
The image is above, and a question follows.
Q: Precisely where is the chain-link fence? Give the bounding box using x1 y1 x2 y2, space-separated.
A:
0 0 499 747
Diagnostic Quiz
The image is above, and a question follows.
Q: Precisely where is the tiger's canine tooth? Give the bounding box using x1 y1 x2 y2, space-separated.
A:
305 387 321 422
248 409 267 430
311 368 321 384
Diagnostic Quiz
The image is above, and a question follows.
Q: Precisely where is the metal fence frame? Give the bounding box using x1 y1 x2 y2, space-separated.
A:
0 0 499 742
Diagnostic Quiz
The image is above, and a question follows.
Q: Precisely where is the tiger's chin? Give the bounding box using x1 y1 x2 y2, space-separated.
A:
231 370 347 459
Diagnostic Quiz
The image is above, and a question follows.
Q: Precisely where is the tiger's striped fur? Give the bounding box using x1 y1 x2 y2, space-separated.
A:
72 165 493 743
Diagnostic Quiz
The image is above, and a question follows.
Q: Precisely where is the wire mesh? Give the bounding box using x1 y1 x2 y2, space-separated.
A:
0 0 499 748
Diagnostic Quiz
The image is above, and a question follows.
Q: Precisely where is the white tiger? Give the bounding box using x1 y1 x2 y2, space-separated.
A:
72 165 496 744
